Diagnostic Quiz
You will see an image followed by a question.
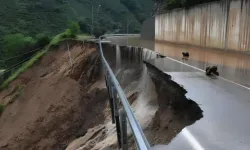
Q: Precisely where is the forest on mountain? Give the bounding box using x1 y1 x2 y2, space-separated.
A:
153 0 219 13
0 0 154 69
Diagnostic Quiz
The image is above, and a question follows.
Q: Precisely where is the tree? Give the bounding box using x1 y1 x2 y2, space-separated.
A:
164 0 184 9
120 0 138 12
93 26 107 38
78 17 92 34
3 34 35 57
2 34 36 67
35 33 51 47
162 0 219 10
68 21 80 37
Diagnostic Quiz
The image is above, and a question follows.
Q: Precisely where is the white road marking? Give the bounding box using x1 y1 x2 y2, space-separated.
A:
182 128 205 150
166 57 250 90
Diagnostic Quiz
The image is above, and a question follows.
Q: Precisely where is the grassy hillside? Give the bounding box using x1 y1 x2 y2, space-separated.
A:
0 0 154 68
0 0 153 38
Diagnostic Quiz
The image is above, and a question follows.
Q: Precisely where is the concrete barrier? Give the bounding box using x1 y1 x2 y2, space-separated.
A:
155 0 250 51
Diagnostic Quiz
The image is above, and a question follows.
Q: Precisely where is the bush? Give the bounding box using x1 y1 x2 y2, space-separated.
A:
3 34 36 56
49 28 78 47
54 6 62 13
68 21 80 38
78 17 92 34
2 34 36 67
60 29 75 38
35 33 51 47
93 29 106 38
34 2 43 8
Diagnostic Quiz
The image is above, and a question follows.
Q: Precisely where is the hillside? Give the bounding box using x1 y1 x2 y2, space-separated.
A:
0 0 154 71
0 0 153 39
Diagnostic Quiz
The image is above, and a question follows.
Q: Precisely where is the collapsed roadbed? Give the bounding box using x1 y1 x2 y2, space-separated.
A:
141 61 203 146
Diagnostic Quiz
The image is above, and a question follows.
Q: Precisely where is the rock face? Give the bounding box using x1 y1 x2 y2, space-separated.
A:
0 41 108 150
143 61 203 145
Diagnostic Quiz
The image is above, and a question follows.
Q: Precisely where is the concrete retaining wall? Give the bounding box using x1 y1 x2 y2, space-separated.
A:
155 0 250 51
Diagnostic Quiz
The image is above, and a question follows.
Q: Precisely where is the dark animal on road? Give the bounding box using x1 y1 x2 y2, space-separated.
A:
182 52 190 57
182 52 190 60
206 66 219 76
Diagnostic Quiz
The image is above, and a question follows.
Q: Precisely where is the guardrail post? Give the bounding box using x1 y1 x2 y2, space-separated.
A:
112 87 122 148
104 73 115 123
120 108 128 150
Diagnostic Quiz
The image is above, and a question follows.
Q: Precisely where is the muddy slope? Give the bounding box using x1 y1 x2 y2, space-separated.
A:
0 41 108 150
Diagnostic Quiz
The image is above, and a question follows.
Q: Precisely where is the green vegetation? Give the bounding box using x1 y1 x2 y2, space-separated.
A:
155 0 219 10
36 33 51 48
50 29 75 47
0 0 154 89
2 34 36 65
49 22 80 47
0 0 153 67
68 21 80 37
0 21 82 89
0 25 79 89
121 0 147 23
0 33 51 69
77 34 91 41
0 0 153 49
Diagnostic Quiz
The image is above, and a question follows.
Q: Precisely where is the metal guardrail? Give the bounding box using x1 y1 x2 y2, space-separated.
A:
104 34 140 37
98 35 151 150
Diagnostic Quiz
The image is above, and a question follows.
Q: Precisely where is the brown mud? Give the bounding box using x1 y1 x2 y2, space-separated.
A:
0 41 108 150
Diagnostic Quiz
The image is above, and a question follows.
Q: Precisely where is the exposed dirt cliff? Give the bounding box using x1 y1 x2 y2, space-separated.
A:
0 41 109 150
